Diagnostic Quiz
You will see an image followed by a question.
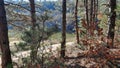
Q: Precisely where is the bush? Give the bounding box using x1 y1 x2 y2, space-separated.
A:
16 42 28 51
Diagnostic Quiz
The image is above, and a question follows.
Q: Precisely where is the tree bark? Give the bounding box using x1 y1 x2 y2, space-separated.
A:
0 0 13 68
85 0 89 29
90 0 93 23
107 0 116 48
29 0 37 63
61 0 66 58
29 0 36 29
75 0 80 44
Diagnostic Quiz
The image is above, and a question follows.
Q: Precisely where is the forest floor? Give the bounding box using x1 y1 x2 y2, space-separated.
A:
0 41 75 67
0 33 120 68
0 40 120 68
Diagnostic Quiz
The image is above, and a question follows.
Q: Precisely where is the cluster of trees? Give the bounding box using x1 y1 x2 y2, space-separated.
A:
61 0 117 57
0 0 118 68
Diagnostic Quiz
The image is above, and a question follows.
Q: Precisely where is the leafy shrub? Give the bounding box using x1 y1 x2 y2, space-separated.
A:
16 42 28 51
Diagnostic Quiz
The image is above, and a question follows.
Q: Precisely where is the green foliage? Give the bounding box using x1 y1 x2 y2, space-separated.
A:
21 26 58 44
21 57 31 67
22 27 45 43
104 7 110 16
116 4 120 26
45 26 59 36
16 42 28 51
7 63 13 68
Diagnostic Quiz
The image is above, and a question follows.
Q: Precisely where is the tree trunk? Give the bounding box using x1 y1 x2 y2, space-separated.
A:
75 0 80 44
96 0 98 18
85 0 98 36
107 0 116 48
29 0 37 63
90 0 93 23
61 0 66 58
29 0 36 29
0 0 13 68
85 0 89 28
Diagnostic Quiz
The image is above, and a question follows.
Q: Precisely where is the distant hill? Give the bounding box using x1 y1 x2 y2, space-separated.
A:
7 1 76 33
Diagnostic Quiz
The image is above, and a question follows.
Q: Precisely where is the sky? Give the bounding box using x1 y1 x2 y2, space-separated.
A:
11 0 58 2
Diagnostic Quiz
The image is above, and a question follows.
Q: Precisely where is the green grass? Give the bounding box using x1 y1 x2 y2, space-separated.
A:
8 29 76 44
49 32 75 44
